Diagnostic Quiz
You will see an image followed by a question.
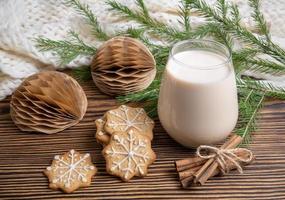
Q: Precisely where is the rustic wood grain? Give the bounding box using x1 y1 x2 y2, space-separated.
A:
0 73 285 199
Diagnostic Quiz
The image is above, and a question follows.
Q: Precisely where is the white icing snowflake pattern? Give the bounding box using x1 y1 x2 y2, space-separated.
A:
104 130 155 180
107 105 154 132
46 150 96 189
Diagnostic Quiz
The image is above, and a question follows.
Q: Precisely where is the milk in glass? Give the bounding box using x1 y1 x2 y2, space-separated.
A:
158 40 238 147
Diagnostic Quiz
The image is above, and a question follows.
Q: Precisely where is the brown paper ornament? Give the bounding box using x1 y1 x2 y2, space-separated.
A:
91 36 156 96
10 71 88 134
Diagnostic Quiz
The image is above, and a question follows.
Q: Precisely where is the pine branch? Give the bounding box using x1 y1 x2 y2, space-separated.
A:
188 23 211 39
143 100 158 117
117 79 160 116
191 0 259 46
136 0 150 18
269 42 285 65
191 22 233 48
73 65 92 81
246 58 285 75
232 48 285 75
229 3 241 24
151 46 170 73
69 31 95 50
216 0 228 19
65 0 109 40
117 79 160 103
35 33 96 65
235 89 265 144
107 0 184 41
122 27 145 38
232 49 260 74
121 27 159 49
179 0 191 32
248 0 270 40
237 77 285 100
190 0 285 64
190 0 225 23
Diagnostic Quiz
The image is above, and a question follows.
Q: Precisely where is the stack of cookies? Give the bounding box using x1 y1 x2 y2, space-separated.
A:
95 105 156 181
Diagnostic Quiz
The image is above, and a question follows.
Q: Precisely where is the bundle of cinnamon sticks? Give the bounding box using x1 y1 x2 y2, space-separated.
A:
175 135 254 188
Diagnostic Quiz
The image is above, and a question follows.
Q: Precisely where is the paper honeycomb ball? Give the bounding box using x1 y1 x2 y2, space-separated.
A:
91 36 156 96
10 71 88 134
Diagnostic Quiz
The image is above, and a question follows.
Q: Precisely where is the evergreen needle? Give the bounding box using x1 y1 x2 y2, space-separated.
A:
107 0 184 41
235 90 265 145
65 0 109 41
36 36 96 65
237 78 285 100
179 0 191 32
242 94 264 138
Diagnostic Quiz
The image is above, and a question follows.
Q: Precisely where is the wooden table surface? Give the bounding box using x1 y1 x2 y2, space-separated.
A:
0 75 285 200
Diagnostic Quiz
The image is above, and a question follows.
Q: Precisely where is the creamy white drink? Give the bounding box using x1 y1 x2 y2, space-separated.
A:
158 40 238 148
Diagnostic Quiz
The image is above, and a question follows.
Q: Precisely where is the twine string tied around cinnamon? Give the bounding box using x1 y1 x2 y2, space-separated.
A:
196 145 254 174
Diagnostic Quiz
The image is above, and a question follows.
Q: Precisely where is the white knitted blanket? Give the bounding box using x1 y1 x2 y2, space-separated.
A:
1 0 285 100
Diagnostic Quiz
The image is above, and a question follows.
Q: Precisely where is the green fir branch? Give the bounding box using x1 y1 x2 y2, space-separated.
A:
36 33 96 65
143 100 159 118
229 3 241 24
190 0 259 47
107 0 183 41
73 65 92 81
190 0 285 64
189 22 233 49
136 0 150 18
232 48 285 75
151 46 170 73
216 0 228 19
237 77 285 100
246 58 285 75
248 0 270 40
122 27 145 38
269 42 285 65
65 0 109 40
232 48 260 74
121 27 158 49
117 79 160 103
179 0 191 32
235 89 265 144
68 31 95 51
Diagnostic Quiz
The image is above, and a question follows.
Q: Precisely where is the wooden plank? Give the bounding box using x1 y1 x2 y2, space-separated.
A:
0 76 285 199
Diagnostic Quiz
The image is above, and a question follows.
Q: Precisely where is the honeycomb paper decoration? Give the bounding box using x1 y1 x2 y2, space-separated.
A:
10 71 88 134
91 36 156 96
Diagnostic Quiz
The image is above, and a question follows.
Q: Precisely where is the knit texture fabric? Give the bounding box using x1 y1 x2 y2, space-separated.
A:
0 0 285 100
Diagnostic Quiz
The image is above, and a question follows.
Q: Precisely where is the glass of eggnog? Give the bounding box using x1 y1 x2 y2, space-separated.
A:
158 39 238 148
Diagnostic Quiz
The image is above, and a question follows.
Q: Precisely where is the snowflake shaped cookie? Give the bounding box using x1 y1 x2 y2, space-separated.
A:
95 116 110 145
44 150 97 193
103 129 156 181
105 105 154 140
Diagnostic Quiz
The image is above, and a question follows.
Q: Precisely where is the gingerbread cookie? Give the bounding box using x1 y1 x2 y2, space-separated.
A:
103 129 156 181
44 150 97 193
105 105 154 140
95 116 110 145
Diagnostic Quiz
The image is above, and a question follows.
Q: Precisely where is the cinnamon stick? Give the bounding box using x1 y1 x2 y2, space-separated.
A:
192 135 241 183
179 150 253 188
194 135 243 185
180 176 195 188
178 165 201 180
175 157 206 172
176 134 252 188
176 135 239 174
